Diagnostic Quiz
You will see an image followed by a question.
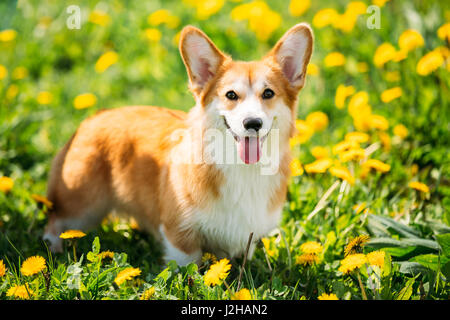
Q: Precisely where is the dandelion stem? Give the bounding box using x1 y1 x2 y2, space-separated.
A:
73 242 77 263
356 271 368 300
223 280 234 299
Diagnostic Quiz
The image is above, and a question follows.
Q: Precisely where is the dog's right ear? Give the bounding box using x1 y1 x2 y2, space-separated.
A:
179 26 228 96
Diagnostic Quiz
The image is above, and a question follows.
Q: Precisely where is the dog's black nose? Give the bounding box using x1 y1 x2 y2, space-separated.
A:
243 117 263 132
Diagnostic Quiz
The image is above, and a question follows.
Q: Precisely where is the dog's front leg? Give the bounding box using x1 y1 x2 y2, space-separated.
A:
159 224 202 266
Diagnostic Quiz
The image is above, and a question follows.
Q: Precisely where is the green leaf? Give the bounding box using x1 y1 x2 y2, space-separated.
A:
436 233 450 257
92 236 100 255
186 262 198 276
396 262 429 275
368 237 439 252
441 261 450 279
409 254 439 271
395 277 415 300
368 215 421 238
381 246 417 257
156 267 171 282
86 251 97 263
382 251 392 277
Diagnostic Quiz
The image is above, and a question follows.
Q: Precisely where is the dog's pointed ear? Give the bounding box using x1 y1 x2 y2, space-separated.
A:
179 26 227 94
268 23 313 89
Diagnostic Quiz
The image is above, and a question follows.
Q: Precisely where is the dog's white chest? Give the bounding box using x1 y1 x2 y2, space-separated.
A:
191 165 283 258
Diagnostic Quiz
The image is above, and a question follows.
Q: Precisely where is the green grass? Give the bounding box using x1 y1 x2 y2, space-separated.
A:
0 0 449 300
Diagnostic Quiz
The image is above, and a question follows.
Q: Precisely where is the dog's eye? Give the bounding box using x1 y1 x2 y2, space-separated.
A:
262 88 274 99
225 91 238 100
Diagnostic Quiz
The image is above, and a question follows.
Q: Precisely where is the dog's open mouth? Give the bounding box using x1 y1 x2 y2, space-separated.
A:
222 116 270 165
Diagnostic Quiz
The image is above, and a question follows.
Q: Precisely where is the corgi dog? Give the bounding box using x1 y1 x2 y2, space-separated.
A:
43 23 313 265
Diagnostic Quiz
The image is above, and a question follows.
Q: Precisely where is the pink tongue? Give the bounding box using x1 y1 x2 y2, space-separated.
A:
238 136 261 164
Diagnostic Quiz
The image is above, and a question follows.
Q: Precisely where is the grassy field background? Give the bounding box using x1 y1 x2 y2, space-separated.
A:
0 0 449 300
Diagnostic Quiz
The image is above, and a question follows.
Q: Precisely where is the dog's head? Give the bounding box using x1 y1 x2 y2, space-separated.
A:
179 24 313 166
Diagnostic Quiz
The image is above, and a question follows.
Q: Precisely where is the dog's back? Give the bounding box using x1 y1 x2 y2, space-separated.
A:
44 106 186 251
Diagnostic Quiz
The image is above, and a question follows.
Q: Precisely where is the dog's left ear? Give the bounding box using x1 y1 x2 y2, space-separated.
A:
268 23 313 89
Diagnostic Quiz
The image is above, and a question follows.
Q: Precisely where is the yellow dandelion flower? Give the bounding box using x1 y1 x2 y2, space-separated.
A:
377 131 391 152
295 119 314 141
147 9 180 29
100 251 115 260
12 66 28 80
318 293 339 300
0 64 7 80
392 49 408 62
393 124 408 139
231 1 281 41
339 148 366 162
374 42 397 68
31 194 53 209
408 181 429 193
369 114 389 131
202 252 218 264
398 29 424 53
335 84 356 109
295 253 319 266
304 158 333 174
437 22 450 42
300 241 323 254
333 11 358 33
289 0 310 17
348 91 369 117
338 253 367 274
37 91 53 105
344 235 370 257
352 202 367 214
0 259 6 277
7 284 34 299
312 8 339 28
95 51 119 73
381 87 402 103
306 111 329 132
330 166 355 185
410 164 419 176
416 50 444 76
332 140 360 155
172 31 181 46
232 288 253 300
140 287 156 300
6 84 19 100
114 267 142 286
59 230 86 239
290 158 304 177
372 0 390 7
346 1 367 15
73 93 97 110
311 146 329 159
89 10 111 27
185 0 225 20
0 29 17 42
324 52 346 67
367 250 385 268
306 63 319 76
21 256 46 276
362 159 391 173
345 132 369 144
261 237 278 258
144 28 162 42
204 258 231 286
0 176 14 193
